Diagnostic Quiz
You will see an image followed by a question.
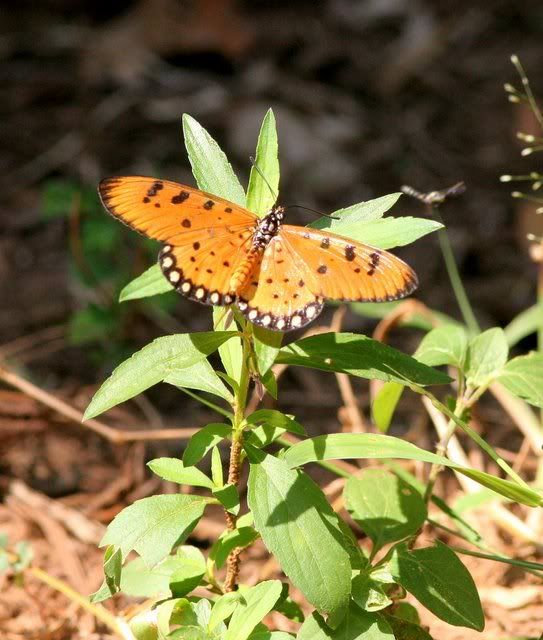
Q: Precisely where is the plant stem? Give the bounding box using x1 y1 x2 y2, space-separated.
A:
430 205 480 336
28 566 133 638
223 329 252 592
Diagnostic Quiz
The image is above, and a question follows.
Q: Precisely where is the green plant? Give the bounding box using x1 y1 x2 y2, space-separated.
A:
6 106 543 639
77 110 543 639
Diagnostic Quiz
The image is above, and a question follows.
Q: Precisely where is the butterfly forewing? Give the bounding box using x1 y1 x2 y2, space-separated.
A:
236 236 324 331
99 176 257 244
282 226 418 302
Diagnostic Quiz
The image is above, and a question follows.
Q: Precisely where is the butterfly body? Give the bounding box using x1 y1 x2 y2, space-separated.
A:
99 176 418 331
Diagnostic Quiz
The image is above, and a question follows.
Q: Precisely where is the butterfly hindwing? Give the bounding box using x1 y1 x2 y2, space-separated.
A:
281 225 418 302
236 235 324 331
99 176 257 244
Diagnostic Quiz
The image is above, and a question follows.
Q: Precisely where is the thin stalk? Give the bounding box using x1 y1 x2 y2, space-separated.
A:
430 205 480 335
28 567 133 638
450 545 543 577
223 328 252 592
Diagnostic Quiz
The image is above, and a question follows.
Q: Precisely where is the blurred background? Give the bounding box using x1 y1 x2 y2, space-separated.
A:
2 0 543 382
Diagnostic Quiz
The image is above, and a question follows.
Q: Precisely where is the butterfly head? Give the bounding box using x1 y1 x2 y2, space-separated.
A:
252 206 285 249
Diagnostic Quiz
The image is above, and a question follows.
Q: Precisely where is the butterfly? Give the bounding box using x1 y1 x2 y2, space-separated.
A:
99 176 418 331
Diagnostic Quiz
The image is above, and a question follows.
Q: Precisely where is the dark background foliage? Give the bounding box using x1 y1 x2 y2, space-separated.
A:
1 0 542 378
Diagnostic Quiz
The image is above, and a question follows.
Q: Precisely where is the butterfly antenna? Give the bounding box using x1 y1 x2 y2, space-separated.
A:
249 156 278 202
285 204 340 220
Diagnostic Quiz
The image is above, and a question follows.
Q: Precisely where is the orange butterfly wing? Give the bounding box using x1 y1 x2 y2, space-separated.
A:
98 176 257 243
281 225 418 302
99 176 260 305
236 235 324 331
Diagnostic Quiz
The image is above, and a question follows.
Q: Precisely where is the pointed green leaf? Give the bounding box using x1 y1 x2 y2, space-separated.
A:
498 352 543 408
90 546 122 603
148 458 214 489
211 445 224 487
209 591 243 631
225 580 283 640
246 409 305 435
415 325 468 369
283 433 542 506
165 358 233 402
389 542 484 631
214 307 244 385
100 494 208 566
311 193 403 229
247 109 279 216
247 450 351 616
212 483 239 514
466 328 508 387
182 113 246 206
329 217 443 250
276 333 451 386
344 469 427 551
120 264 173 302
120 545 205 598
183 423 232 466
253 325 283 375
84 332 235 420
371 382 404 433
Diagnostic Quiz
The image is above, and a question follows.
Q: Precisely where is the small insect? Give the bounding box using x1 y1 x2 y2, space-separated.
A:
99 176 418 331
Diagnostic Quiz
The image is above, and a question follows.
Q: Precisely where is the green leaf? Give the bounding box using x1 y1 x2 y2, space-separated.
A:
182 113 246 206
169 546 207 597
129 609 160 640
276 333 451 386
90 546 122 602
283 433 542 506
183 423 232 466
120 265 174 302
388 542 484 631
156 598 193 637
225 580 283 640
100 494 208 566
246 410 305 436
83 332 235 420
214 307 243 386
211 445 224 487
311 193 402 229
253 325 283 376
351 573 392 612
212 483 239 514
466 328 508 387
383 615 433 640
261 368 278 399
415 325 468 369
247 450 351 616
371 382 404 433
209 591 243 631
210 526 259 569
120 546 205 598
328 217 443 250
247 109 279 216
165 358 233 402
498 352 543 408
245 409 305 447
148 458 214 489
504 303 543 347
297 606 394 640
344 469 427 551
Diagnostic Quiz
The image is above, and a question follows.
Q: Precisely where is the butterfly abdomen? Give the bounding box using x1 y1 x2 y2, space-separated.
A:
229 248 263 292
